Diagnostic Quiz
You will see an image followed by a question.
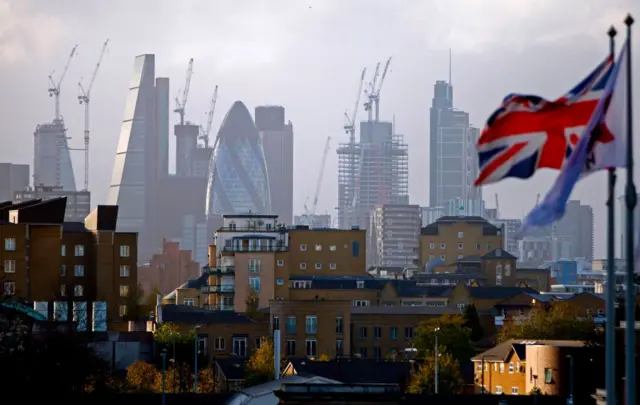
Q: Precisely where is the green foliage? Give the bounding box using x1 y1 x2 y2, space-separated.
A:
463 304 484 342
497 301 602 343
154 322 194 344
414 314 475 362
245 338 276 386
407 349 464 394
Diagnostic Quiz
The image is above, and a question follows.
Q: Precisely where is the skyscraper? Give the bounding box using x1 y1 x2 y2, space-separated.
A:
0 163 29 201
206 101 271 216
555 200 594 260
33 120 76 190
256 105 294 224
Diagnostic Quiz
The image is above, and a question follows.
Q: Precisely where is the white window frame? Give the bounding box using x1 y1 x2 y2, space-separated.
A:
429 242 435 249
277 259 284 267
183 298 195 306
3 281 15 296
120 245 130 257
305 315 318 334
329 245 337 251
74 264 85 277
356 280 365 289
214 337 225 350
458 243 463 250
4 237 16 251
305 338 317 357
300 262 307 270
511 387 519 395
300 244 307 251
276 278 284 285
457 232 464 238
495 386 503 394
4 259 15 273
315 244 322 251
74 285 84 297
329 263 336 270
232 337 248 356
61 245 66 256
120 265 130 277
314 263 322 270
440 243 446 249
74 245 85 257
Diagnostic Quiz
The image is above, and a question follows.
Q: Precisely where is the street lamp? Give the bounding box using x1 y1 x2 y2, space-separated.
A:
434 327 441 394
566 355 574 405
194 325 201 393
161 348 167 405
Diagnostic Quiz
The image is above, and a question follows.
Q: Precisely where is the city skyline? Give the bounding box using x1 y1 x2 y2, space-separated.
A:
0 0 637 257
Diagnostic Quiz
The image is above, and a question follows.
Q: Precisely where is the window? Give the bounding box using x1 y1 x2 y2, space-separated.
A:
286 316 296 334
429 242 435 249
499 363 505 373
315 244 322 251
374 326 381 339
74 265 84 277
61 245 66 256
277 259 284 267
272 316 280 331
487 243 492 250
457 254 463 260
336 339 343 356
373 347 382 359
329 245 336 251
214 337 225 350
457 232 464 238
476 362 482 372
120 245 130 257
305 339 317 357
329 263 336 270
4 259 15 273
60 284 66 297
300 244 307 251
440 243 446 249
198 336 207 354
120 285 130 297
300 262 307 270
505 264 511 276
440 255 445 260
314 263 322 270
390 327 398 340
232 337 248 356
306 315 318 334
457 243 463 249
3 281 15 296
248 258 261 273
356 280 365 289
353 300 369 307
336 316 343 333
511 387 519 395
276 278 284 285
476 243 481 250
544 367 553 383
119 305 127 317
255 337 263 349
359 347 367 357
508 362 514 373
120 265 130 277
183 298 195 306
4 237 16 251
74 245 84 257
404 327 414 339
359 327 367 338
286 340 296 356
495 386 503 394
74 285 84 297
249 276 260 292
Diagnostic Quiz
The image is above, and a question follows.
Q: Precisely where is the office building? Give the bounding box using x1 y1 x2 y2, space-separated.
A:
256 105 294 224
489 218 522 257
33 120 76 191
421 206 445 227
555 200 594 260
0 163 29 201
14 185 90 222
368 204 421 268
206 101 271 216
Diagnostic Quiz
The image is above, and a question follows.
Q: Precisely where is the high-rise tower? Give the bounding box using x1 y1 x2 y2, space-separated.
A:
256 105 294 224
33 120 77 191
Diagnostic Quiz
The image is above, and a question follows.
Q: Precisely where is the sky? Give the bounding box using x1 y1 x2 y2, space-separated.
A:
0 0 638 257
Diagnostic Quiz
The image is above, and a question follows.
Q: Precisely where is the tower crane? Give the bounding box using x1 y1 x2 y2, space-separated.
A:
362 62 380 122
303 137 331 226
495 193 500 218
199 85 218 148
78 39 109 191
174 58 194 125
343 68 366 145
48 45 78 121
371 57 391 122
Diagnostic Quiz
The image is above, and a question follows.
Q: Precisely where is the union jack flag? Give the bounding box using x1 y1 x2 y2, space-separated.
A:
474 55 614 186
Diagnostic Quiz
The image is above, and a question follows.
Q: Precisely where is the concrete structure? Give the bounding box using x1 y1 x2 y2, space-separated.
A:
14 185 90 222
33 119 76 190
256 105 294 225
0 198 137 330
555 200 594 260
337 120 408 230
0 163 29 201
420 206 445 227
294 214 331 228
206 102 271 216
429 80 481 210
368 204 421 268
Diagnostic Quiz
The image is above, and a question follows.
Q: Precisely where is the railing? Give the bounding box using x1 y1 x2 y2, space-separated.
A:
222 245 288 252
220 304 234 311
201 304 234 311
201 285 235 293
203 266 236 274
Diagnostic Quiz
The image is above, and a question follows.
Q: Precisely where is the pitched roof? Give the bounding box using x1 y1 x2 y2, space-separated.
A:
472 339 587 362
421 216 501 236
160 305 257 325
163 273 208 300
482 248 517 260
215 358 246 380
467 286 538 299
287 358 415 385
287 276 455 298
351 306 458 316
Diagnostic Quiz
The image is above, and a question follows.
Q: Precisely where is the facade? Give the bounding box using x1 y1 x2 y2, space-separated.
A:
14 185 90 222
419 216 504 269
0 199 137 330
294 214 331 228
420 206 445 227
368 204 421 268
139 238 201 295
256 105 294 225
206 101 271 216
489 218 522 257
555 200 594 260
33 119 76 191
337 120 409 230
0 163 29 201
175 123 201 177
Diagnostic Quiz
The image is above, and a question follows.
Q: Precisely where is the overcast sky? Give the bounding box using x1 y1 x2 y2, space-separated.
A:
0 0 638 256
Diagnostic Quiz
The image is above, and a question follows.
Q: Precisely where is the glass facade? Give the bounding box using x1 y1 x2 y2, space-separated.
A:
207 101 271 215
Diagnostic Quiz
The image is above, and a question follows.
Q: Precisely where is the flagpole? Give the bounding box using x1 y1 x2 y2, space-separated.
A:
623 13 636 405
606 26 618 405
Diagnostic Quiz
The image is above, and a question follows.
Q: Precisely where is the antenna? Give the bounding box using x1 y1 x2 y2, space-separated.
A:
448 48 452 85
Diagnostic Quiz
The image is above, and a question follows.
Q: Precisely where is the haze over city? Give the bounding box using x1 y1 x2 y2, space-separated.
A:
0 0 638 257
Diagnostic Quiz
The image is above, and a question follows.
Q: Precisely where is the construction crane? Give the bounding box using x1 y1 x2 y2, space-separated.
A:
199 85 218 148
343 68 366 145
48 45 78 121
362 62 380 122
303 137 331 226
174 58 194 125
495 193 500 218
371 57 391 121
78 39 109 191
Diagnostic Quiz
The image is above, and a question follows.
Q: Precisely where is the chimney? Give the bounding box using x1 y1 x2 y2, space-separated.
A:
156 294 163 325
274 329 281 379
208 244 217 267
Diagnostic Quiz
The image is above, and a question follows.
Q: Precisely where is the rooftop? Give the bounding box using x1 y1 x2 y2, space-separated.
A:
160 305 257 325
472 339 587 362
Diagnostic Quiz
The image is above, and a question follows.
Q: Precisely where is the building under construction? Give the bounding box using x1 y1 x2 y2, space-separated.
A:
337 58 409 230
33 119 77 191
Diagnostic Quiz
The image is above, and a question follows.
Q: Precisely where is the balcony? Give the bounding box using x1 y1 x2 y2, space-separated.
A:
201 285 235 294
201 304 234 311
222 245 287 253
220 304 234 311
203 266 236 275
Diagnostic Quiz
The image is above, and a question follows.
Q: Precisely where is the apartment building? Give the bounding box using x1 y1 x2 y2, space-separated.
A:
368 204 421 268
0 198 137 330
139 238 200 295
419 216 504 269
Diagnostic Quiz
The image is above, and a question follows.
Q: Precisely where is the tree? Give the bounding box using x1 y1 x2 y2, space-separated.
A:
245 338 277 386
463 304 484 342
414 314 475 362
126 360 158 392
316 353 330 361
197 367 218 393
498 301 602 343
154 322 194 344
245 289 266 321
407 350 464 394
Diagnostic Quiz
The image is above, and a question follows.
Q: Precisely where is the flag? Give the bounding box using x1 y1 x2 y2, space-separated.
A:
520 41 628 236
474 56 614 186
